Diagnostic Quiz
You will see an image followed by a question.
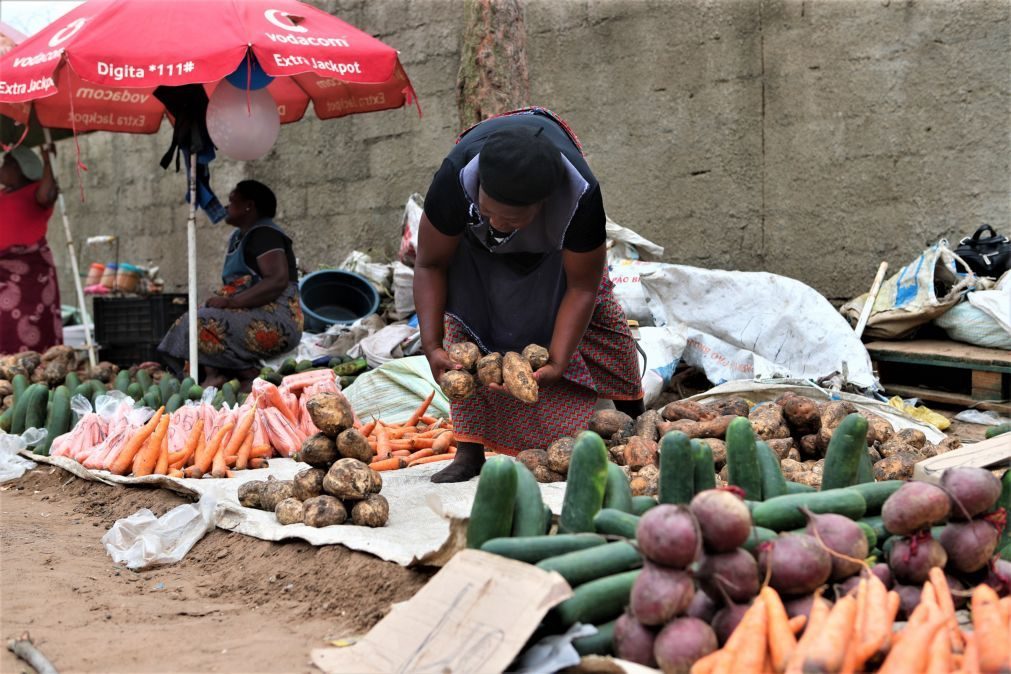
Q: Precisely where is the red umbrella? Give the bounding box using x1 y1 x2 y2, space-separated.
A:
0 0 419 379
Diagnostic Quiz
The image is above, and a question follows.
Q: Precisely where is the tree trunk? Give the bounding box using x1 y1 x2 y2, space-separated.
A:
457 0 530 131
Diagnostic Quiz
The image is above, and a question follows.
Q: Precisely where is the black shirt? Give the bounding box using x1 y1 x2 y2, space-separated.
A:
423 114 607 253
243 228 297 281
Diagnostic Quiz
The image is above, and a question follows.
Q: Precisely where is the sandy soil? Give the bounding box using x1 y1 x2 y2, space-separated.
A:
1 467 431 674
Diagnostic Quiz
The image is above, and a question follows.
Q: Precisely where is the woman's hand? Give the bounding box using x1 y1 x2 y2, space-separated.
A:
205 296 233 309
426 347 460 381
532 360 566 387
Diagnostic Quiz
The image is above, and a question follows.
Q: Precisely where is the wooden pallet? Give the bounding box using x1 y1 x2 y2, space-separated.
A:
865 339 1011 415
913 433 1011 483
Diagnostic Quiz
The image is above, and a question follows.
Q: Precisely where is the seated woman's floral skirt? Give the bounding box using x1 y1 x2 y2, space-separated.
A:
0 239 63 355
158 280 303 373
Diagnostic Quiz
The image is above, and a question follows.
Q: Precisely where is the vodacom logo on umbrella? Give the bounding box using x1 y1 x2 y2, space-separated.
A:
48 17 88 47
264 9 307 33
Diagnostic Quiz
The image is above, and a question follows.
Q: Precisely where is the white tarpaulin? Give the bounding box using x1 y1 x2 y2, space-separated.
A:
20 451 565 567
640 264 877 389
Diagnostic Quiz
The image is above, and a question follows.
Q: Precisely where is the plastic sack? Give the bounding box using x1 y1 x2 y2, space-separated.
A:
605 216 664 262
0 430 41 482
887 396 950 431
348 323 420 369
841 240 978 339
101 492 217 570
391 261 415 319
934 301 1011 350
397 193 424 267
636 326 688 407
512 623 595 674
340 251 392 297
608 258 666 325
344 355 451 424
953 409 1011 426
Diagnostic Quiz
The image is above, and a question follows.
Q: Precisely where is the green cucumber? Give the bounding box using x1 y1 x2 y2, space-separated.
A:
88 380 106 402
159 375 179 402
467 456 518 549
857 521 878 551
691 439 717 494
603 463 634 513
512 463 547 537
135 370 153 391
126 382 144 400
64 372 81 391
559 432 609 533
147 385 163 406
999 470 1011 553
22 384 50 431
179 377 195 394
188 384 204 401
552 570 641 629
144 391 162 410
786 481 816 494
537 541 642 587
165 394 184 414
743 526 778 552
221 385 237 407
658 431 694 504
114 370 131 394
821 413 869 490
36 385 71 456
333 357 368 376
0 407 12 433
573 620 616 656
73 383 92 401
752 490 867 531
845 481 904 515
211 391 225 410
986 422 1011 439
726 416 762 500
278 357 297 375
264 372 283 386
860 515 891 544
631 495 658 516
295 359 314 373
11 374 29 400
480 533 606 563
856 444 874 484
756 440 788 500
593 508 640 539
542 504 554 534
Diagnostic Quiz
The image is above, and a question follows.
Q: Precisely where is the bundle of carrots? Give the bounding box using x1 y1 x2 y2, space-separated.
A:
359 391 495 472
690 568 1011 674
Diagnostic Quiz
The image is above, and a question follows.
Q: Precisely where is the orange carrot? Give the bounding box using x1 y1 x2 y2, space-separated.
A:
878 604 946 674
183 465 203 479
250 444 272 459
262 384 298 425
360 418 377 437
211 430 231 478
432 431 454 455
730 596 767 674
197 420 233 474
689 649 721 674
223 405 256 459
376 425 392 459
109 406 164 475
803 595 857 674
403 390 436 428
154 424 170 475
406 448 435 463
407 453 457 467
925 622 953 674
928 567 964 653
857 575 898 663
133 414 170 476
371 457 407 471
761 587 796 673
391 449 411 458
168 418 204 467
419 415 440 425
787 615 806 635
961 632 981 674
235 429 253 470
971 584 1009 673
786 596 830 674
249 457 268 469
168 468 184 478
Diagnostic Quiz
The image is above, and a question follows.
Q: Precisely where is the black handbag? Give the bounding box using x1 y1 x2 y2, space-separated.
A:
954 224 1011 278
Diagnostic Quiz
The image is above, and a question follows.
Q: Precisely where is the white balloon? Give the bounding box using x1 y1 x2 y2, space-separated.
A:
206 80 280 161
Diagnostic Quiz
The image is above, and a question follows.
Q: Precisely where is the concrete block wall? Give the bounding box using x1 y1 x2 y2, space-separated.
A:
45 0 1009 312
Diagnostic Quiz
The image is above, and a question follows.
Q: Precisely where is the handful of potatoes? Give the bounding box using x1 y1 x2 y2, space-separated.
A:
438 341 547 405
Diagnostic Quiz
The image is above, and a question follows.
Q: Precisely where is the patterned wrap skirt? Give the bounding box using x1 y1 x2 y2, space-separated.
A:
446 275 642 455
0 239 63 355
158 278 303 372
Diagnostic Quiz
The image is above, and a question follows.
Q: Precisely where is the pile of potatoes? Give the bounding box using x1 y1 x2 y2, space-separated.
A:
518 393 959 490
236 390 389 528
439 342 547 404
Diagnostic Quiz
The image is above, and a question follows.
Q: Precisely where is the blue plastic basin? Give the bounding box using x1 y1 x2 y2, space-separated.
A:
299 270 380 333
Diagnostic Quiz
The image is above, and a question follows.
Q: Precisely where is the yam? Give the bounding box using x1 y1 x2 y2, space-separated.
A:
440 370 476 401
623 436 658 471
517 448 549 473
306 391 355 437
292 468 326 501
702 398 749 418
369 469 383 494
238 480 266 509
873 452 920 481
303 495 347 527
766 438 796 460
657 419 698 437
476 352 504 386
661 400 713 422
700 438 727 468
448 342 481 371
323 458 373 501
748 404 791 440
275 498 305 525
895 428 926 449
86 361 118 383
547 436 576 475
784 447 802 463
781 396 821 435
693 415 737 439
351 494 390 527
774 392 799 405
260 480 295 512
502 352 538 404
878 439 915 459
532 465 566 483
299 433 339 468
522 344 550 370
337 428 373 463
634 409 662 442
589 409 634 438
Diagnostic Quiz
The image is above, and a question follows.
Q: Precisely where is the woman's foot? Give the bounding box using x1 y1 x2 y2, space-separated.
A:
431 442 485 483
237 367 261 394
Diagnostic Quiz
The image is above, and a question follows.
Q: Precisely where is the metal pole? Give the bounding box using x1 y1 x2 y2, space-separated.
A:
43 127 97 368
187 151 199 381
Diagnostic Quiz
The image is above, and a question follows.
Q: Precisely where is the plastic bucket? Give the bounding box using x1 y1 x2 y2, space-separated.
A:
299 270 380 333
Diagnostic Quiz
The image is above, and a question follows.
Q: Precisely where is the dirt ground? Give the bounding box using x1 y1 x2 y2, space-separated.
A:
0 468 431 674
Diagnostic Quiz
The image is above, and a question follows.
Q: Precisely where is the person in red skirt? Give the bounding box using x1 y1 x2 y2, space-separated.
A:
0 145 61 355
415 108 644 483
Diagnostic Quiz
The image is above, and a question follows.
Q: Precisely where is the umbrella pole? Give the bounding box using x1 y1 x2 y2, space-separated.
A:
43 127 97 369
187 151 199 382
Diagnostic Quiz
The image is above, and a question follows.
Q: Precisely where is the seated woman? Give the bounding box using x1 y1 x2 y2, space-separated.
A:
158 180 303 389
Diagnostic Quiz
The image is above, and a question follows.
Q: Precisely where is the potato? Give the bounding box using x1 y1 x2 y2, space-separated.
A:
337 428 373 463
589 409 634 438
939 437 961 452
820 401 856 431
766 438 796 460
292 468 326 501
781 396 821 435
369 469 383 494
700 438 727 468
859 411 893 446
306 391 355 437
896 428 926 449
351 494 390 527
532 465 566 483
630 476 650 496
917 444 939 459
702 398 749 418
784 447 802 463
634 409 662 442
2 395 12 410
748 404 791 440
238 480 266 509
522 344 550 370
448 342 481 371
502 352 538 404
878 439 915 459
547 437 576 475
517 448 549 473
798 434 821 457
873 452 920 481
792 471 822 488
440 370 476 401
623 436 658 471
299 433 339 468
323 458 373 501
661 400 713 422
260 479 295 512
634 464 660 495
303 495 347 527
476 352 504 386
775 392 798 405
608 444 626 465
275 498 305 525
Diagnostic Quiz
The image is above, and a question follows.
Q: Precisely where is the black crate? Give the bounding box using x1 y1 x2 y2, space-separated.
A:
93 294 189 347
98 342 165 369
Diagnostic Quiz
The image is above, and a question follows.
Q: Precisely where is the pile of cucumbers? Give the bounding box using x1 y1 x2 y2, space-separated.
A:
258 355 368 389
